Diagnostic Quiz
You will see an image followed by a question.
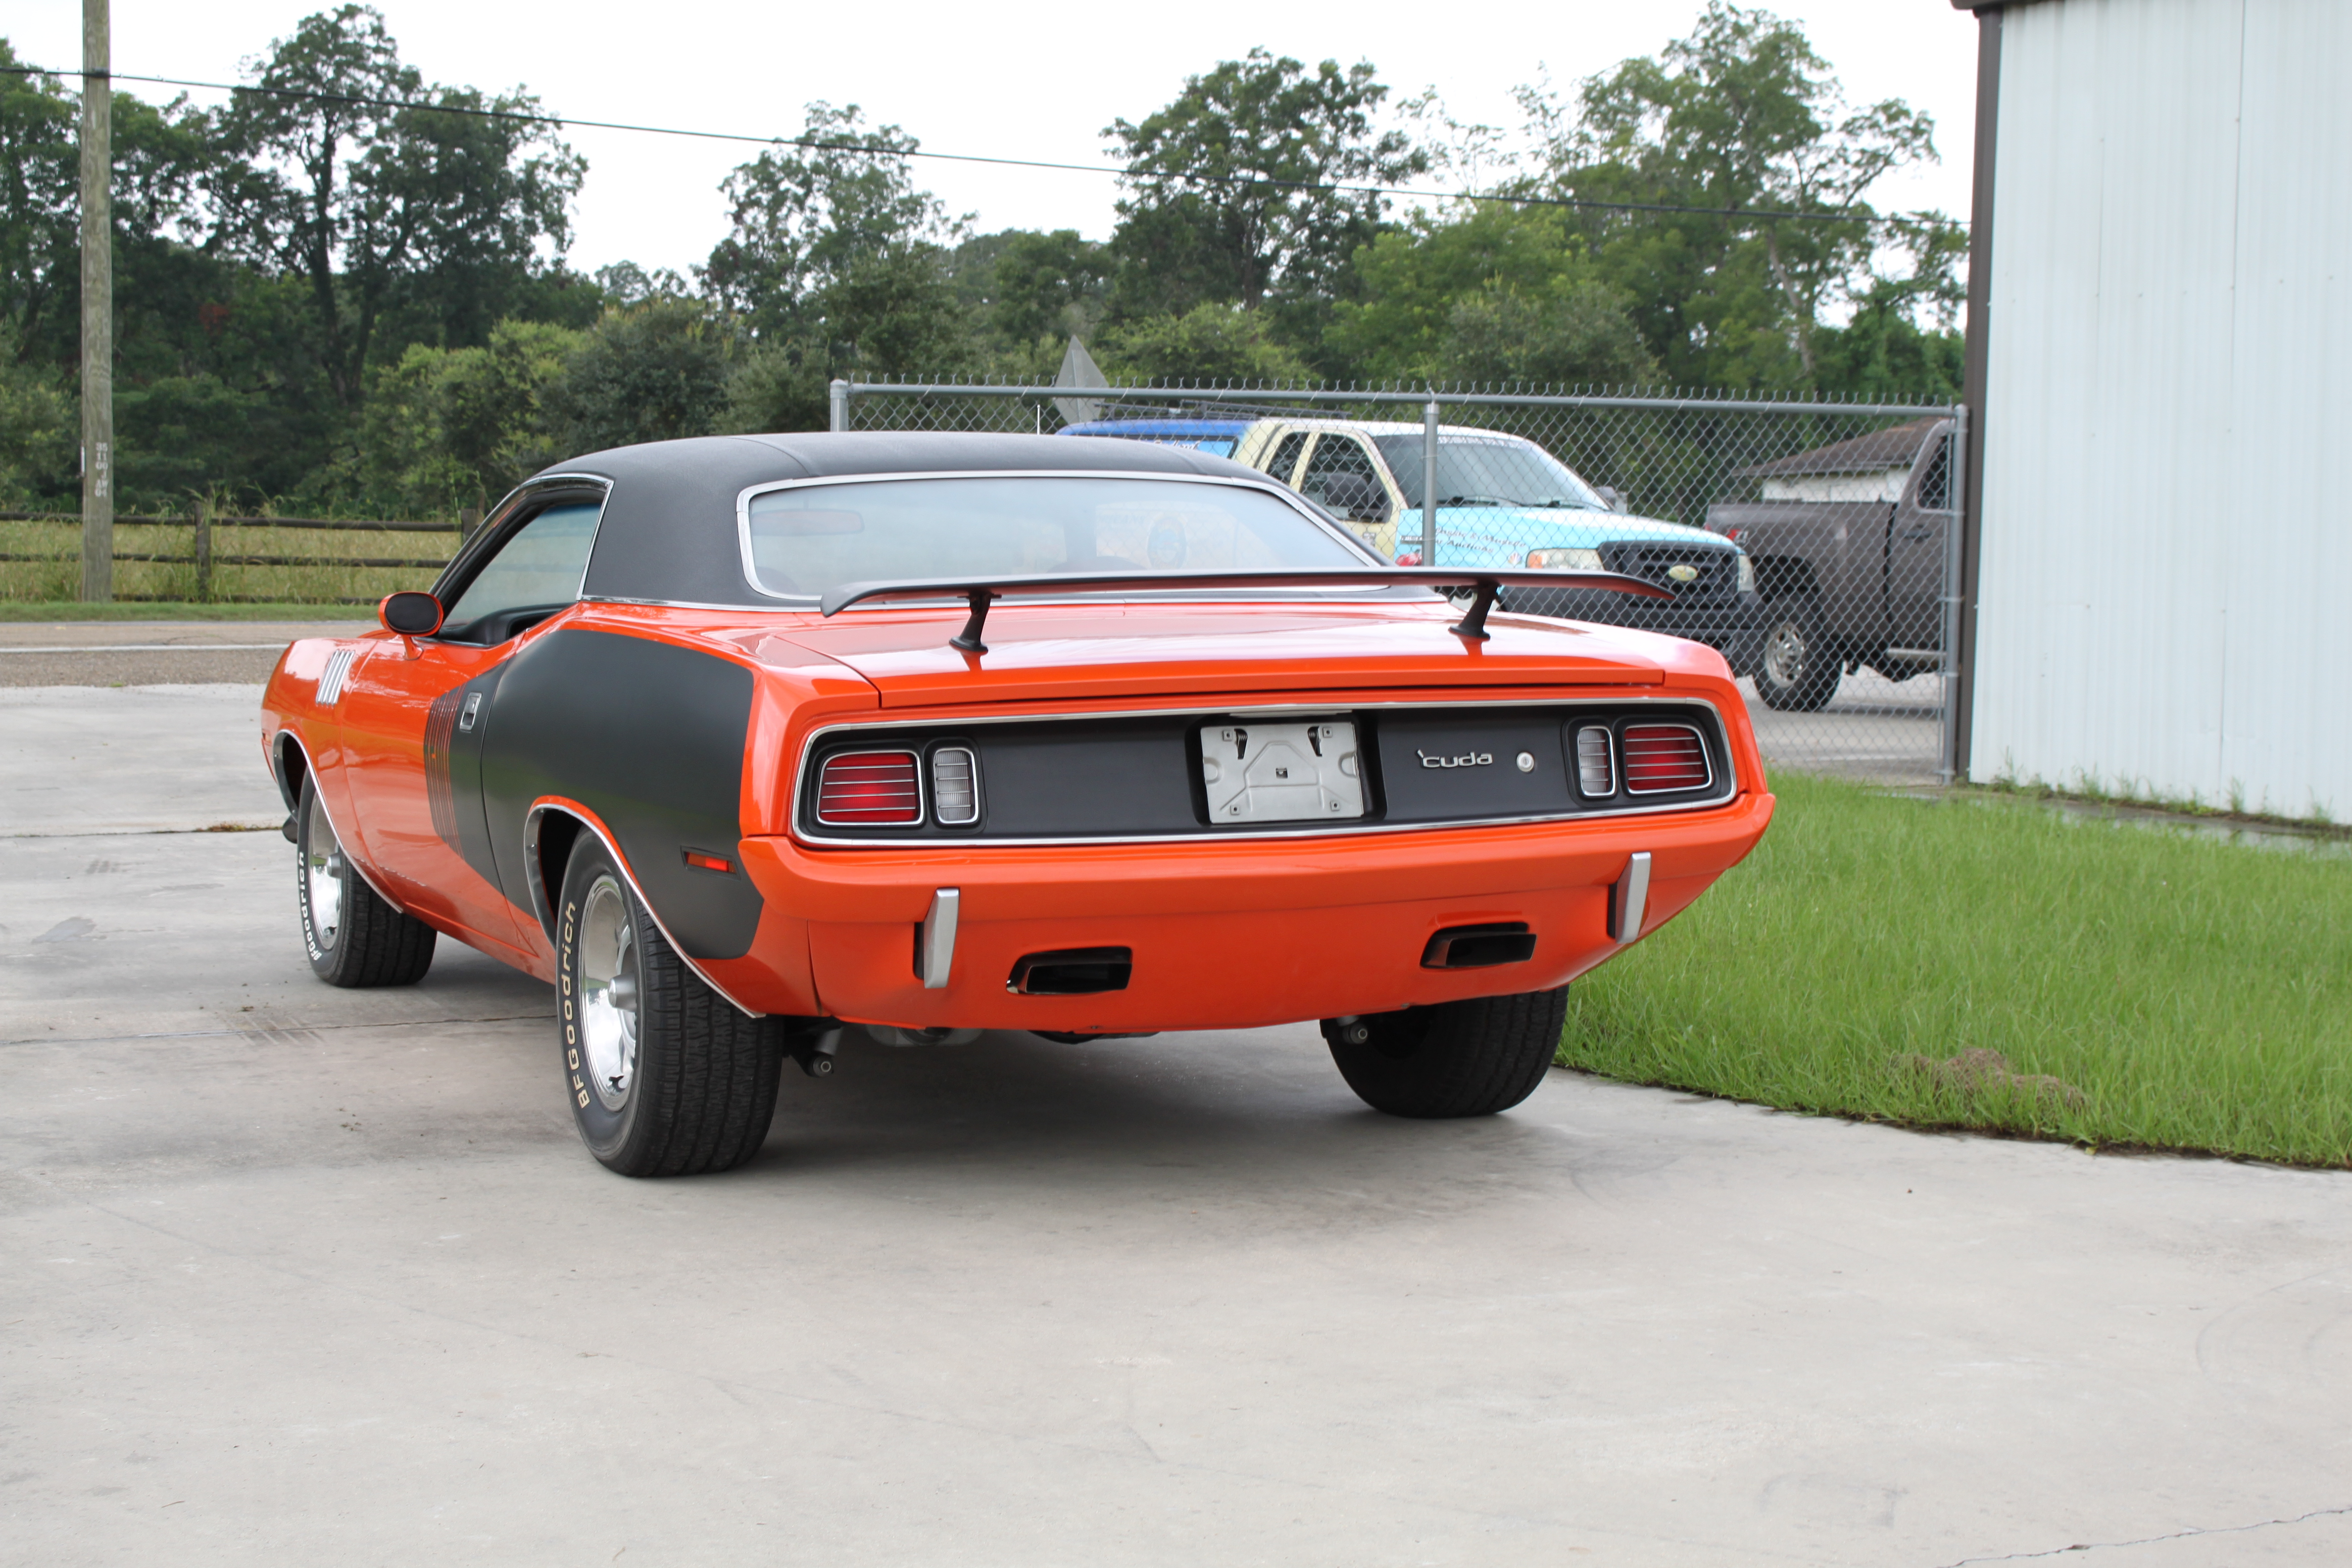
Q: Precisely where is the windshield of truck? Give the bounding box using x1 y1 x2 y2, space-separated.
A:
1372 435 1608 511
740 474 1368 599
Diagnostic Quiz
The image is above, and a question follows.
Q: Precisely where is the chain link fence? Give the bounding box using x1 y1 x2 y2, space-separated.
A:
835 379 1964 787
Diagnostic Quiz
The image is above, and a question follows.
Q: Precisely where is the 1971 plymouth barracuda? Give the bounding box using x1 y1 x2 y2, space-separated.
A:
261 432 1775 1176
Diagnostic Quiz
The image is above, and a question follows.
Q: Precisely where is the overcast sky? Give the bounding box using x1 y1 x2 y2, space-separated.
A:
16 0 1981 279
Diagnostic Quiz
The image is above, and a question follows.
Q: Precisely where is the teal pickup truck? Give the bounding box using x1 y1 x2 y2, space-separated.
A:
1059 414 1764 674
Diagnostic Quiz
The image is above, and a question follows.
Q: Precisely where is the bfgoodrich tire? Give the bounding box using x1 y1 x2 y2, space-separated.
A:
1754 597 1841 711
555 834 784 1177
296 774 436 987
1323 987 1568 1118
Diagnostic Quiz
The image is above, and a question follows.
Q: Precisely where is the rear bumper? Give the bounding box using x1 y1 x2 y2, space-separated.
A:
710 790 1774 1031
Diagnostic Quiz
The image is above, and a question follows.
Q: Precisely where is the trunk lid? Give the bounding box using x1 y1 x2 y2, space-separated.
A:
772 601 1669 708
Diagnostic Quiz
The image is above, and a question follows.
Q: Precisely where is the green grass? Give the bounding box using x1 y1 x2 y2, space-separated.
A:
2 516 455 606
1560 771 2352 1167
0 600 378 622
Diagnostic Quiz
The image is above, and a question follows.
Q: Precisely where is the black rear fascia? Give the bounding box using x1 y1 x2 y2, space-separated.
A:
797 703 1730 841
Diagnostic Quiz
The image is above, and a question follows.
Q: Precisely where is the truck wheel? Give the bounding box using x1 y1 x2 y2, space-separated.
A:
296 774 436 986
556 834 784 1177
1323 987 1567 1118
1755 599 1841 711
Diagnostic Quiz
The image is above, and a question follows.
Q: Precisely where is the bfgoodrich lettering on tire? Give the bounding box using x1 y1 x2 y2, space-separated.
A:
555 832 784 1177
295 774 435 987
1322 987 1568 1118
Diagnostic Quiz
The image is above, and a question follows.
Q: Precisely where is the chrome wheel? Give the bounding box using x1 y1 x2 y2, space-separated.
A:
302 787 344 951
1762 620 1810 689
578 874 641 1111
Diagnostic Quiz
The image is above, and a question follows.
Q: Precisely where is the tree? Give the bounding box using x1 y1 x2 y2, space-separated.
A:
359 317 582 514
955 228 1110 347
1519 1 1957 389
1326 202 1654 386
1102 51 1425 323
538 299 734 457
204 5 585 407
1092 303 1314 384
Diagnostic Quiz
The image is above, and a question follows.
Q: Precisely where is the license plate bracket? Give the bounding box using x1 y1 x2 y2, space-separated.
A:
1198 720 1365 824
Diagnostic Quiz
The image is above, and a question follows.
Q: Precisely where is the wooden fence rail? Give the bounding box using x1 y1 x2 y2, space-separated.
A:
0 509 467 602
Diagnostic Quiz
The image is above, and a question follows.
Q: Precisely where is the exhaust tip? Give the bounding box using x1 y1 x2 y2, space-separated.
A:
1421 923 1536 970
1008 947 1133 996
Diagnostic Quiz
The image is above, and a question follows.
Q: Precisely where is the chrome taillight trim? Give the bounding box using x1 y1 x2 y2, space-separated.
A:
788 696 1739 847
1621 722 1715 795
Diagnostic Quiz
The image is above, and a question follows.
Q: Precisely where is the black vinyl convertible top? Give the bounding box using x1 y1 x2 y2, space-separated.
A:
542 431 1259 609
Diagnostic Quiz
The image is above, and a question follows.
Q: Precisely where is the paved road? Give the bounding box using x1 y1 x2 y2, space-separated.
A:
8 678 2349 1567
0 620 362 687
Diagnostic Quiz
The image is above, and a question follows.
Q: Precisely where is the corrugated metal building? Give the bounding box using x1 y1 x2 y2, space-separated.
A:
1953 0 2349 818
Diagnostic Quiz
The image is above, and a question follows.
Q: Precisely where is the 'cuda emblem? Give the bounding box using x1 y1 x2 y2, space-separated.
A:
1666 563 1701 584
1419 750 1493 769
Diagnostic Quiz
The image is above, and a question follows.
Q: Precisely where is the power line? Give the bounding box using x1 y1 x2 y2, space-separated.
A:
7 63 1962 232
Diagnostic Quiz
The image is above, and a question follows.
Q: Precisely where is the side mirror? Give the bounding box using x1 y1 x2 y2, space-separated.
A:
380 591 445 637
1595 485 1630 515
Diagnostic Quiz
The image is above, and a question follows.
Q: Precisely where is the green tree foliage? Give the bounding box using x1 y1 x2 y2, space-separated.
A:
1102 50 1425 327
204 5 586 408
1518 1 1960 392
359 317 581 514
539 299 735 457
1327 203 1656 386
1093 303 1313 384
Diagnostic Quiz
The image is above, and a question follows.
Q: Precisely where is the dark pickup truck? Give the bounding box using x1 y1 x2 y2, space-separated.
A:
1706 417 1957 710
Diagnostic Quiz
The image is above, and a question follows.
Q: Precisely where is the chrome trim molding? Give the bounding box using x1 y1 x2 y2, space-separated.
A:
788 695 1740 847
1609 851 1652 943
918 888 960 989
430 473 615 619
315 648 356 706
733 468 1386 605
1621 721 1716 796
524 801 760 1019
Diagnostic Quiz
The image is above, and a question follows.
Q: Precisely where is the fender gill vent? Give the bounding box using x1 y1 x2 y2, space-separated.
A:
1421 923 1536 970
315 648 356 706
1007 947 1132 995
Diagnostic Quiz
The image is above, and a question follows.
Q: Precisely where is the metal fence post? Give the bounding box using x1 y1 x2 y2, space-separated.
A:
193 500 210 602
1938 405 1970 786
829 379 850 433
1421 397 1439 565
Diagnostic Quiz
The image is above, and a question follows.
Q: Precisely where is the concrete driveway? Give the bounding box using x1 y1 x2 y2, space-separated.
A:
4 668 2349 1567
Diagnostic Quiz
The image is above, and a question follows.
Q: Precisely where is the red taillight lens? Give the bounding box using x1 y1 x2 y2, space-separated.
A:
816 750 921 824
1620 725 1712 793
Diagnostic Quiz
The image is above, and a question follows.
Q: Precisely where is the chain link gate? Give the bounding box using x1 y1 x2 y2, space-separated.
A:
833 378 1964 787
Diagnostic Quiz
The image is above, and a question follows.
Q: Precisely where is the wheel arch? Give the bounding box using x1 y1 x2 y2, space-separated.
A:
526 797 759 1019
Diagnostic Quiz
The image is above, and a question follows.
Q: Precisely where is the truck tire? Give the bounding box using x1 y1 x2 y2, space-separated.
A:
296 774 436 987
556 834 784 1177
1755 598 1841 711
1322 987 1567 1118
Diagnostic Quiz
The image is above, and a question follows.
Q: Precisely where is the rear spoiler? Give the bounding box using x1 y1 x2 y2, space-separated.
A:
819 567 1670 653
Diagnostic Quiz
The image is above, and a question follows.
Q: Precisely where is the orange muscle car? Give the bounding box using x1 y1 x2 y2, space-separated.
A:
260 433 1774 1176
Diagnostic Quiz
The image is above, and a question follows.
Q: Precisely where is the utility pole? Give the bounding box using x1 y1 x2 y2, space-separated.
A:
80 0 112 602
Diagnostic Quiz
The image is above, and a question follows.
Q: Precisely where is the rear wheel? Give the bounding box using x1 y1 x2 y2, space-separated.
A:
1754 598 1841 711
555 834 784 1177
1323 987 1568 1118
296 774 435 987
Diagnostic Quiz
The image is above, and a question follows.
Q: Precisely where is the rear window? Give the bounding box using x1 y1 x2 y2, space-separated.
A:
741 475 1365 600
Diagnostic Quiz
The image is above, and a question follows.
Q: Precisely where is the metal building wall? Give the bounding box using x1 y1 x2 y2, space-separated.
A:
1973 0 2350 818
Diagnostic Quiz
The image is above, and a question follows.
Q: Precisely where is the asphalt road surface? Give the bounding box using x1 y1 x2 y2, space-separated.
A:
6 670 2347 1566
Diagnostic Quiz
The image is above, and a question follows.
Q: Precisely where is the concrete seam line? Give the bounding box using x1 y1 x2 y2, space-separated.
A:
1 1013 554 1048
1930 1502 2352 1567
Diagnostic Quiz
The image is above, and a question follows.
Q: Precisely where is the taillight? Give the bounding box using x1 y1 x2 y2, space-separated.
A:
1621 725 1712 793
1573 725 1615 796
816 750 921 825
931 746 979 825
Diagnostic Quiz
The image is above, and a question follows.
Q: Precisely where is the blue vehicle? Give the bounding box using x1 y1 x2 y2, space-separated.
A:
1062 414 1765 674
